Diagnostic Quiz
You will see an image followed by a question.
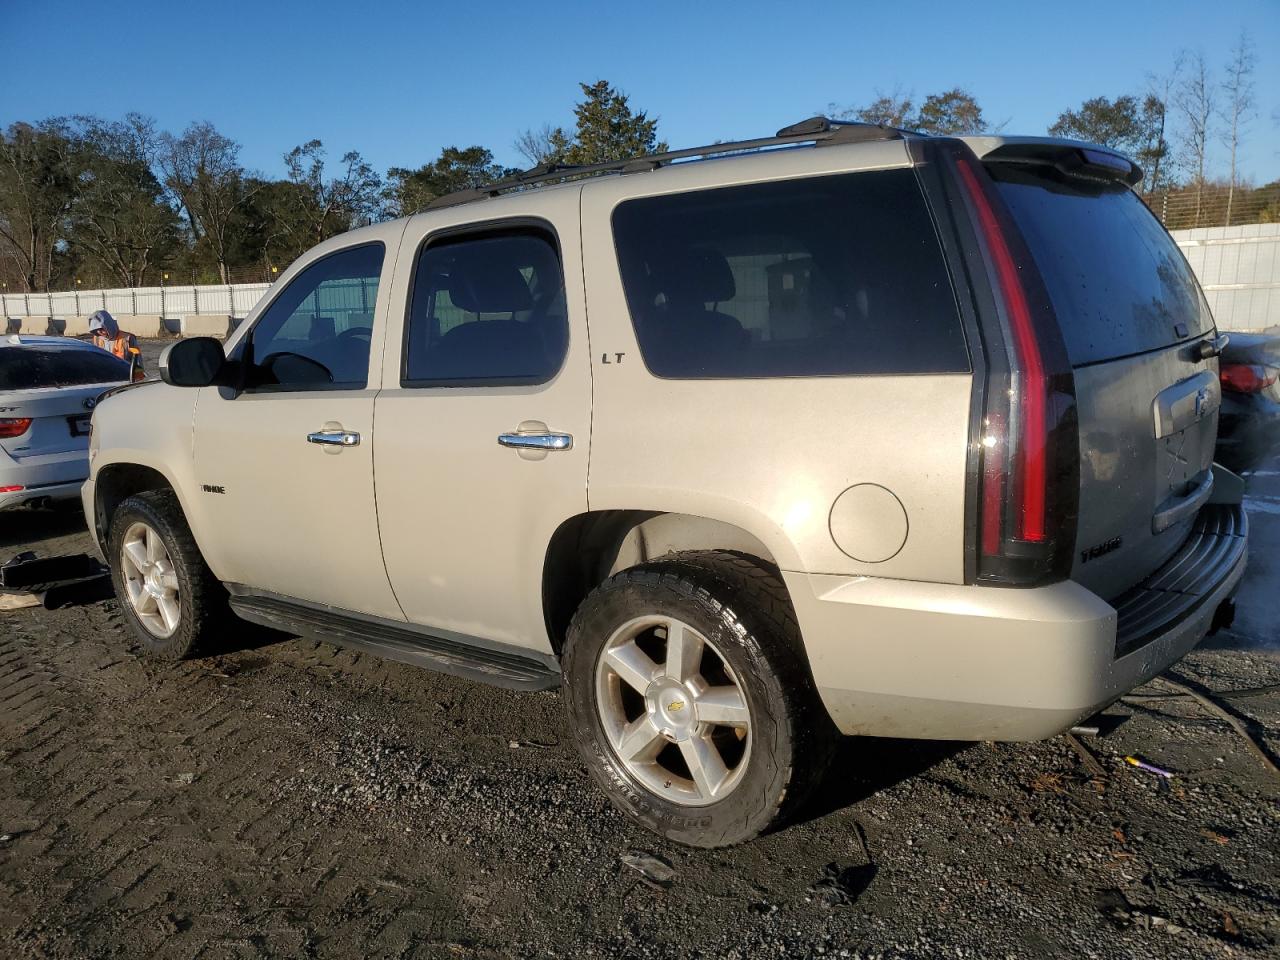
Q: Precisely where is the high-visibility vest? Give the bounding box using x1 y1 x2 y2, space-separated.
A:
91 331 139 362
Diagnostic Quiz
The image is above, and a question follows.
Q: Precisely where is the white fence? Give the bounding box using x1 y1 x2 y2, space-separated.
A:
1171 223 1280 333
1 282 271 321
3 224 1278 334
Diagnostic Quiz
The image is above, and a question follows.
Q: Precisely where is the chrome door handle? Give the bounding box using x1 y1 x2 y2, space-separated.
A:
307 430 360 447
497 432 572 451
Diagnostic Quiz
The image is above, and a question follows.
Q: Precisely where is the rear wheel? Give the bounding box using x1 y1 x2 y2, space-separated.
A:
563 550 833 847
108 490 228 659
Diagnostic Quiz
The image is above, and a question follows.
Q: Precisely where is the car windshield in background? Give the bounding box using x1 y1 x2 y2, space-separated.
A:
990 166 1212 366
0 347 131 390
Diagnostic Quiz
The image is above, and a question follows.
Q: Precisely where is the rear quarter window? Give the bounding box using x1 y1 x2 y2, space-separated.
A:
611 170 968 379
991 167 1212 366
0 347 131 390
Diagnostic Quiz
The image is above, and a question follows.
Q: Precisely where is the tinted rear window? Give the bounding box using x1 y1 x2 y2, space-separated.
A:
612 170 968 378
991 167 1211 366
0 346 130 390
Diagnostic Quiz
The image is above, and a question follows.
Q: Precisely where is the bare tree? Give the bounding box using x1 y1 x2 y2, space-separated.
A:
514 123 567 167
1220 31 1256 225
283 140 382 245
159 122 259 283
1143 55 1183 192
65 115 180 287
0 119 75 292
828 87 915 127
862 89 915 127
1174 50 1215 225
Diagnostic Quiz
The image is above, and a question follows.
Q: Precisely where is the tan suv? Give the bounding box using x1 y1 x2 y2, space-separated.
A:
83 118 1247 847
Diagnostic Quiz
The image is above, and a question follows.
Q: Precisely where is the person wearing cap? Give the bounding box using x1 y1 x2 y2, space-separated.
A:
87 310 144 377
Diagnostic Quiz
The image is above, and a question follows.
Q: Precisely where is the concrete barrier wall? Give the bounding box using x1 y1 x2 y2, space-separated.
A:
180 314 233 338
3 315 168 339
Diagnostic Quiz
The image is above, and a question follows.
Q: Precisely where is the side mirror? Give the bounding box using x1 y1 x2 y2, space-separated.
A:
159 337 227 387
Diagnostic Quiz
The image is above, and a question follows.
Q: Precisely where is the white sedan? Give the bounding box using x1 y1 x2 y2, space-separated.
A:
1 335 137 510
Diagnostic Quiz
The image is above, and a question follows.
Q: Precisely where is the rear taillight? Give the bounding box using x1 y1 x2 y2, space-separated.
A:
1220 363 1278 394
951 148 1079 586
0 485 25 493
0 418 32 439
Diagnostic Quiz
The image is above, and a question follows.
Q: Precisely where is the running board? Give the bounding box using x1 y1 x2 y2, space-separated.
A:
226 589 560 691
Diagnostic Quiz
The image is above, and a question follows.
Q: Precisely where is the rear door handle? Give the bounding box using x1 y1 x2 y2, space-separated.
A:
307 430 360 447
497 432 572 451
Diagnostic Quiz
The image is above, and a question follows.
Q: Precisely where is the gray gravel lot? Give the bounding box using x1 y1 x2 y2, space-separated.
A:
1 340 1277 959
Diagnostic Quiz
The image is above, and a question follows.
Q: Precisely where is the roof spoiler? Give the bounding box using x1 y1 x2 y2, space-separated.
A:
962 136 1143 187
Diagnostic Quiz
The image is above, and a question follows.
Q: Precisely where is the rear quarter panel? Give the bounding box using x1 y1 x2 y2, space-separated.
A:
580 143 973 581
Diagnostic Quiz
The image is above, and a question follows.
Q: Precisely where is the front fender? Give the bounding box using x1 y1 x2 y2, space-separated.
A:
89 383 216 573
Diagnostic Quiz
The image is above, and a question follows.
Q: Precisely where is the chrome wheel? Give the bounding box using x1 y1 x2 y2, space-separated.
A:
595 615 751 806
119 521 181 639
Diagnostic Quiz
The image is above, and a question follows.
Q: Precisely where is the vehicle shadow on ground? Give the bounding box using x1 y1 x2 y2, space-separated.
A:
208 621 298 658
0 506 87 551
797 735 971 826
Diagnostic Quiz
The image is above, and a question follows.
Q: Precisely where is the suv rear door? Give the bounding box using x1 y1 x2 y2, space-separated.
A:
372 191 591 652
980 150 1221 599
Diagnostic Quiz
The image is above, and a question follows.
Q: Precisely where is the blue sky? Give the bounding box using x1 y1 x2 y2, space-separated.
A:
3 0 1278 184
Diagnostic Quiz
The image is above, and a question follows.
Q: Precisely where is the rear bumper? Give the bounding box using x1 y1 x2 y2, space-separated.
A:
0 448 89 510
787 503 1247 741
0 478 87 510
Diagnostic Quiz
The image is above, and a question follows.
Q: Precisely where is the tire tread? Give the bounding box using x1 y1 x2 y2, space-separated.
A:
108 489 227 660
564 549 834 847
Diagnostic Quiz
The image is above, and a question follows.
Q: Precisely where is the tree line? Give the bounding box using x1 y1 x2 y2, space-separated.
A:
0 34 1273 294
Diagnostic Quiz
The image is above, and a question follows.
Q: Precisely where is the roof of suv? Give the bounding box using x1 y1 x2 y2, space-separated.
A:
416 118 1141 215
322 120 1141 253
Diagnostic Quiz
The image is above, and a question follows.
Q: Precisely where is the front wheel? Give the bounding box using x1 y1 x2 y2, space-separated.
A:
562 551 834 847
108 489 228 659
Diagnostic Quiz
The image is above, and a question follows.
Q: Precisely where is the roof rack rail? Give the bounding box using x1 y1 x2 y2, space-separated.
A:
426 116 907 210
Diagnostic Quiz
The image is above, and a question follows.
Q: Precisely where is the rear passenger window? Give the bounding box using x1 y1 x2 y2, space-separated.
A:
612 170 967 378
404 230 568 386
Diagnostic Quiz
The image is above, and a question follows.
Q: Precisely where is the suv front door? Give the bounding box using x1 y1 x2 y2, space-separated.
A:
192 236 404 619
374 201 590 651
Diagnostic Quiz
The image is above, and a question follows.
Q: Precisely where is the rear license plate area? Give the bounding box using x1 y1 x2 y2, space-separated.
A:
68 415 92 437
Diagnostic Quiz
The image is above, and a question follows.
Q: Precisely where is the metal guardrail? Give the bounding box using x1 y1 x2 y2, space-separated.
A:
1143 186 1278 231
0 282 272 320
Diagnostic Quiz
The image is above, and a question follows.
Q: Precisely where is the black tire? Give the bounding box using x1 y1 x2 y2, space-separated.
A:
107 489 228 659
562 550 835 847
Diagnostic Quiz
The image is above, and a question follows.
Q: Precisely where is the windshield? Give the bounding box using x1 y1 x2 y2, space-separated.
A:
991 166 1212 366
0 346 131 390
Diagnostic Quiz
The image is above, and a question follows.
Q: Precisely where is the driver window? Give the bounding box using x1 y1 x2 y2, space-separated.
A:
245 242 384 391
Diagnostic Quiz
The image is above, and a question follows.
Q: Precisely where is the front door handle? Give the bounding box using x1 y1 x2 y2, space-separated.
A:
307 429 360 447
497 432 572 451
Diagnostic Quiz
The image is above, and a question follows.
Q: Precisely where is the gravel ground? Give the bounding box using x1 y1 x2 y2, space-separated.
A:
1 341 1277 959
